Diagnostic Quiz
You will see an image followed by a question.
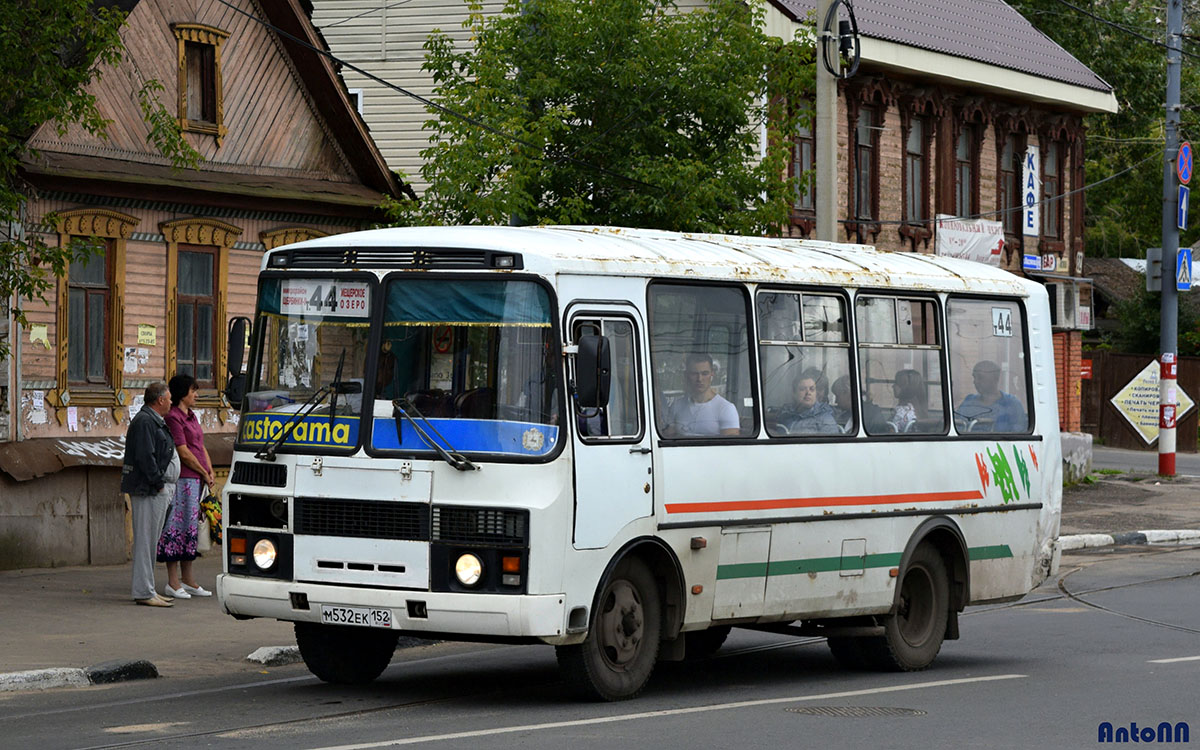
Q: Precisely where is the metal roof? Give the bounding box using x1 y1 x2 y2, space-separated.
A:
771 0 1112 93
278 225 1040 297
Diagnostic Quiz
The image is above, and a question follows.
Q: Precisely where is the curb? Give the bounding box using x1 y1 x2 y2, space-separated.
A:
0 659 158 693
1060 529 1200 551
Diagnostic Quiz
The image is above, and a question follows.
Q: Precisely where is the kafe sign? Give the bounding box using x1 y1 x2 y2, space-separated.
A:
935 215 1004 266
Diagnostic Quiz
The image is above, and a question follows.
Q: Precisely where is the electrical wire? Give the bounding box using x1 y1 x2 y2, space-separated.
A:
1049 0 1200 61
210 0 659 192
319 0 416 29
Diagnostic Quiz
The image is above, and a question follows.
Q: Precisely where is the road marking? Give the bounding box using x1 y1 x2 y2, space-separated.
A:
1148 655 1200 663
312 674 1027 749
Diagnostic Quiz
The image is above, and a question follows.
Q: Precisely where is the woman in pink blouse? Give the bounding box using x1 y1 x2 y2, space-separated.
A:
159 374 215 599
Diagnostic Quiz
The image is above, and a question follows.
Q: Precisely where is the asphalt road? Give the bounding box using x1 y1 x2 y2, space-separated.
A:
1 546 1197 750
1092 445 1200 476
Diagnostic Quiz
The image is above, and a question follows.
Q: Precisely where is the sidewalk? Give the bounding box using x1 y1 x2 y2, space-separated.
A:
2 469 1198 693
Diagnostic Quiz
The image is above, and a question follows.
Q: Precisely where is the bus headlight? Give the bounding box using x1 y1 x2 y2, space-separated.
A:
455 553 483 586
253 539 278 570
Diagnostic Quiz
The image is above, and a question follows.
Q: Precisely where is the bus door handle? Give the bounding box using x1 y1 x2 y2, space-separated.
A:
629 447 651 454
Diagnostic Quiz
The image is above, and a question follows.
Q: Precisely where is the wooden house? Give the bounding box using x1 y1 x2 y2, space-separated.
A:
0 0 408 568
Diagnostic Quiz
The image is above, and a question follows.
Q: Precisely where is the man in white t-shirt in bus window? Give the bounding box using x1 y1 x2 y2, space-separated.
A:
664 353 740 437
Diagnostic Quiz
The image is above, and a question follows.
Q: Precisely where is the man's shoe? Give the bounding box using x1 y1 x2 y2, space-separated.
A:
181 583 212 597
135 597 173 607
163 584 191 599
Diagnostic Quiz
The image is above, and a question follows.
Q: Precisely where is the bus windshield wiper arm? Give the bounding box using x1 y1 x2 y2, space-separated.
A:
391 397 478 472
255 383 333 461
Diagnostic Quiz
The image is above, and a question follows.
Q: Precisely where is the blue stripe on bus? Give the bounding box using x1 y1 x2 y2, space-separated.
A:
372 417 559 455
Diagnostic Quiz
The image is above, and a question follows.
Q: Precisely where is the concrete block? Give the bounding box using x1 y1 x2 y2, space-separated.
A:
1061 431 1093 485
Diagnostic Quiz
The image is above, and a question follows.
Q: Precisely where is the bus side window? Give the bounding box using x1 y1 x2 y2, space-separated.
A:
946 297 1031 434
855 295 947 435
649 283 757 438
572 318 642 440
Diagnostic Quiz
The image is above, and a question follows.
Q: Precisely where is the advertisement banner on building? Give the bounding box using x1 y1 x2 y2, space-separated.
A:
934 215 1005 266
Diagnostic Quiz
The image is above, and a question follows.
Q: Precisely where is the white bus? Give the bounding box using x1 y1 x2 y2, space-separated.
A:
218 225 1062 701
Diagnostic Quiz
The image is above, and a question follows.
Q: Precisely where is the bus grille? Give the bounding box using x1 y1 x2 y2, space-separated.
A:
432 507 528 547
231 461 287 488
294 498 430 541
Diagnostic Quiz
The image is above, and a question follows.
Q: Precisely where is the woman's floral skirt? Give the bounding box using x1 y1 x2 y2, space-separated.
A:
158 477 200 562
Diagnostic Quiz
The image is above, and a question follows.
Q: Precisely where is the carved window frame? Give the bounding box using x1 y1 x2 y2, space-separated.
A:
172 23 230 144
51 209 139 421
161 218 242 411
898 91 940 250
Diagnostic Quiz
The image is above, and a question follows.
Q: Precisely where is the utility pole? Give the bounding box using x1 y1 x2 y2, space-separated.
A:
1158 0 1183 476
815 0 838 242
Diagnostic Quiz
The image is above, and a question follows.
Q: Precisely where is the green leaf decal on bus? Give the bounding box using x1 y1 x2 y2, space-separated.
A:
987 444 1019 504
1012 445 1031 498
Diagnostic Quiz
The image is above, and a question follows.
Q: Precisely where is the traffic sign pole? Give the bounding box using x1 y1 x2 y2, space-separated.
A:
1159 0 1183 477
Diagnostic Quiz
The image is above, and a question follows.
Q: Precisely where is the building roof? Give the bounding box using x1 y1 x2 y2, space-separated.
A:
772 0 1112 93
277 225 1043 298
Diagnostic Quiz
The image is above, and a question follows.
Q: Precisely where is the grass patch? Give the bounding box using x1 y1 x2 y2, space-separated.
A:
1095 468 1123 475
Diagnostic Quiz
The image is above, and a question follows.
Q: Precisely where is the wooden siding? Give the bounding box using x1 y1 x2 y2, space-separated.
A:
26 0 357 183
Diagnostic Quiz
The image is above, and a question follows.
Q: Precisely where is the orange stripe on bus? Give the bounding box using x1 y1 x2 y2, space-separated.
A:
664 490 986 514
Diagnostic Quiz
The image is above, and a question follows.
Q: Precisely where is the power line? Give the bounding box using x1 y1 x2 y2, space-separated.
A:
319 0 416 29
1049 0 1200 61
211 0 659 193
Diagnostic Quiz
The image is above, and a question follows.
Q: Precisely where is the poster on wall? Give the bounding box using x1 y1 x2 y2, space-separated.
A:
934 215 1004 266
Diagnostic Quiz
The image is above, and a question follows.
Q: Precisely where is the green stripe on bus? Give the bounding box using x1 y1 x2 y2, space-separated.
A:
968 544 1014 560
715 545 1014 580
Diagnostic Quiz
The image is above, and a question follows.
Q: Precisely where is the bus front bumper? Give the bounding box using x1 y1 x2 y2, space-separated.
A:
217 573 571 641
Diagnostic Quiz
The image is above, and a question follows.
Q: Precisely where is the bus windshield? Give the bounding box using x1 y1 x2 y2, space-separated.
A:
371 277 561 458
239 277 372 453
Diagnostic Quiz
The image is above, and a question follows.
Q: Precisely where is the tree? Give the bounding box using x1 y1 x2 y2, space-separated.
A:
385 0 814 234
0 0 200 362
1008 0 1200 258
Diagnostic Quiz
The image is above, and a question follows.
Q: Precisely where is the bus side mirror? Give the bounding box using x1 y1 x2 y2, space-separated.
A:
224 316 250 408
575 334 611 410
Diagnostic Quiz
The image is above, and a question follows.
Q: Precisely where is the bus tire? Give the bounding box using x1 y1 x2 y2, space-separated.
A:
555 558 661 701
294 621 398 685
863 544 949 671
684 626 731 659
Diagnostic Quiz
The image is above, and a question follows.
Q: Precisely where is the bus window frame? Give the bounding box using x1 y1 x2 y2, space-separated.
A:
566 307 648 446
235 270 382 458
647 279 761 447
363 271 568 465
944 292 1036 437
852 290 951 439
754 285 858 442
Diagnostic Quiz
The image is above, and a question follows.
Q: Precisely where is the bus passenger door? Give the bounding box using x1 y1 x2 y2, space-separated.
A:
569 309 653 549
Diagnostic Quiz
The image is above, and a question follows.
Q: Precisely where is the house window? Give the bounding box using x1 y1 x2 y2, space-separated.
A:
172 24 229 142
67 243 112 385
793 120 815 213
1042 142 1063 239
904 116 928 224
999 133 1023 237
955 127 977 218
177 246 217 385
854 106 877 222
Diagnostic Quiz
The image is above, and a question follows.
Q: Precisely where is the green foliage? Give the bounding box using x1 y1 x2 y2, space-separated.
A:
387 0 814 233
1109 284 1200 355
0 1 201 362
1008 1 1200 257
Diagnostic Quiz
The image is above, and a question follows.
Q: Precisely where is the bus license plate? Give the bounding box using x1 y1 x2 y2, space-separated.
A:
320 605 393 629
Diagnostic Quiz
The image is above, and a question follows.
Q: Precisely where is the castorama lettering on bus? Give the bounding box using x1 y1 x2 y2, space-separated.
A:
240 412 359 448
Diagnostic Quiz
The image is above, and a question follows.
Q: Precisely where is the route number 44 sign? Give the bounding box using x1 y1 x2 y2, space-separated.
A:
992 307 1013 337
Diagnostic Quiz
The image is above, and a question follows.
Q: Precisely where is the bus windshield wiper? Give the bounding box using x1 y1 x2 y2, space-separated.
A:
391 397 478 472
256 349 359 461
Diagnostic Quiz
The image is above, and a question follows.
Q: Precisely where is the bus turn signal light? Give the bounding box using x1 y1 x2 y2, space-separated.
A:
230 537 246 554
502 556 521 573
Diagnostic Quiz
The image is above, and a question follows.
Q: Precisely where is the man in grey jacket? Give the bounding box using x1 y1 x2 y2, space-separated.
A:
121 382 181 607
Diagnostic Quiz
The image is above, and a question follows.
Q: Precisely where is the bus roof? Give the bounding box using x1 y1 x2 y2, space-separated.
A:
272 225 1037 296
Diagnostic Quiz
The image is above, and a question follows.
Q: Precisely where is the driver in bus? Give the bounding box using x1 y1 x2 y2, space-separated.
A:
664 353 740 437
958 360 1027 432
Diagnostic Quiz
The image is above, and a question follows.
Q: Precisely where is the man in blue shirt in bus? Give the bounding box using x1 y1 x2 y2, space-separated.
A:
665 353 740 437
958 360 1027 432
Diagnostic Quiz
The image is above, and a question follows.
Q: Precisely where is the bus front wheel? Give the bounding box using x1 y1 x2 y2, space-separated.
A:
294 621 398 684
865 543 950 671
556 558 662 701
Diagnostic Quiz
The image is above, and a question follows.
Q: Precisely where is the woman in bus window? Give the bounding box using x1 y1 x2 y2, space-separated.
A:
888 369 928 433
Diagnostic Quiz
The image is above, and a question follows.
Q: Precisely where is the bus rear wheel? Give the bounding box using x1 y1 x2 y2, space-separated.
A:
861 544 949 671
294 622 399 684
556 558 661 701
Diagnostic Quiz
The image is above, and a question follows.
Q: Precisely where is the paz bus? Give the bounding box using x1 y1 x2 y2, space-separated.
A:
217 225 1062 701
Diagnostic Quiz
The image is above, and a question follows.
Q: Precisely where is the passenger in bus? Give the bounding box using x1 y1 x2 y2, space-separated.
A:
780 369 840 434
888 369 929 433
958 360 1027 432
664 353 740 437
831 375 854 432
